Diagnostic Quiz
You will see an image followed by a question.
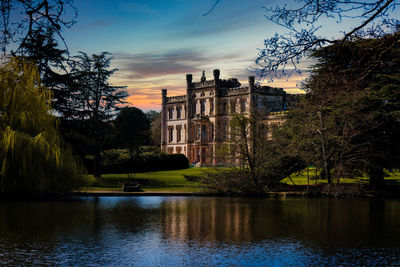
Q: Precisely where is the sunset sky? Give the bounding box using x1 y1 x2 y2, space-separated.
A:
60 0 395 111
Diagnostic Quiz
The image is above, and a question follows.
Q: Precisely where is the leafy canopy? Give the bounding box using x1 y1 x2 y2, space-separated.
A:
0 58 85 196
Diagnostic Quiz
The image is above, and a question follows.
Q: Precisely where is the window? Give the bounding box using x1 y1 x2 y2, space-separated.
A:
177 107 181 119
211 123 214 140
210 99 214 113
168 108 173 119
196 124 201 140
168 127 174 142
222 102 227 115
230 100 236 114
241 100 247 113
201 99 205 114
202 125 207 140
177 125 182 142
176 147 182 154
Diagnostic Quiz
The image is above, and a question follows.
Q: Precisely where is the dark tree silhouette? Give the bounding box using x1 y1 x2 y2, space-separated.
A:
0 0 77 55
256 0 399 79
115 107 151 157
204 0 399 79
69 52 128 178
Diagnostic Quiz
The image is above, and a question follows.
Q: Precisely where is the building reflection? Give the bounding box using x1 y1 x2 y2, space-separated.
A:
160 198 264 242
158 198 400 246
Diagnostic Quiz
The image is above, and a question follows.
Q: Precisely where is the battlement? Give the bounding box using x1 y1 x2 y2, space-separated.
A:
193 80 215 88
220 86 250 96
165 95 187 103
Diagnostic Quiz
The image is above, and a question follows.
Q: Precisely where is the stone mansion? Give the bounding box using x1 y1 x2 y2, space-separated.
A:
161 69 296 165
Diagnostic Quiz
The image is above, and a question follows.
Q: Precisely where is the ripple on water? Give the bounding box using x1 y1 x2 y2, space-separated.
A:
0 197 400 266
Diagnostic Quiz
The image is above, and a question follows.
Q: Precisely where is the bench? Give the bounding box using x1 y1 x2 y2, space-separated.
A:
122 182 142 192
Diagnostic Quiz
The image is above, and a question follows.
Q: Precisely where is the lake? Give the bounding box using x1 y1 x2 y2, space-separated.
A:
1 197 400 266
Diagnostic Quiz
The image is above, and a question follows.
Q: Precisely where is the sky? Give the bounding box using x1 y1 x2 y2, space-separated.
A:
57 0 398 111
56 0 308 111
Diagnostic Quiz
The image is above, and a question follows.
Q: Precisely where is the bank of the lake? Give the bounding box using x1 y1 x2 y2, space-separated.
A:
82 168 400 197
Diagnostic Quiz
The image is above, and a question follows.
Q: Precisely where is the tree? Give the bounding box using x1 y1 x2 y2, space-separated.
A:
69 52 128 178
279 32 400 187
0 0 77 55
16 26 77 117
146 110 161 146
211 112 305 194
114 107 151 157
0 58 85 197
256 0 400 78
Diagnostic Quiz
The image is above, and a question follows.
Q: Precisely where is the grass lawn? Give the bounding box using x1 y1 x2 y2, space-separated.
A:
281 168 400 186
85 167 217 192
84 167 400 192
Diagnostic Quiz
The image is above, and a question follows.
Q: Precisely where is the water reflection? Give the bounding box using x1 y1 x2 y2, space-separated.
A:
0 197 400 265
159 198 400 246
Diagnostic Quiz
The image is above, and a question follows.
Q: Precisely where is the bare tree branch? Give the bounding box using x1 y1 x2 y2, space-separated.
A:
203 0 220 16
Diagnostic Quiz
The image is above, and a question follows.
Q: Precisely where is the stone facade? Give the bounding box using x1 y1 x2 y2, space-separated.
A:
161 69 294 165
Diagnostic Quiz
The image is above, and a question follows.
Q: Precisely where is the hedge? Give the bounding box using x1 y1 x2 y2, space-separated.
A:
84 150 189 174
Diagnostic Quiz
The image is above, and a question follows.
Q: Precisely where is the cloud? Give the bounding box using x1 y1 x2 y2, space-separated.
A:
71 19 115 32
113 49 242 80
108 48 307 111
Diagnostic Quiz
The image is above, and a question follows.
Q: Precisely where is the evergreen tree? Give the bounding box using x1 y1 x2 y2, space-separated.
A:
17 27 77 117
69 52 128 178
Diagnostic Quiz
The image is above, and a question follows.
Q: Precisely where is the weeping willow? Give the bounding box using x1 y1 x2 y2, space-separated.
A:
0 58 86 196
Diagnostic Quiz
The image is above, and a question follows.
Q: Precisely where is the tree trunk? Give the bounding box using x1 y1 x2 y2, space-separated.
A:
369 167 385 188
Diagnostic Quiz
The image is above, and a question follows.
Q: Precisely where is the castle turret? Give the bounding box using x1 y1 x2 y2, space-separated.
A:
162 88 168 104
161 89 168 151
213 69 220 82
186 74 193 88
248 76 255 92
248 76 255 115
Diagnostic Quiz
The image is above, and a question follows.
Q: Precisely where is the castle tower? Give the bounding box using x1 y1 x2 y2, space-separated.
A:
161 89 168 152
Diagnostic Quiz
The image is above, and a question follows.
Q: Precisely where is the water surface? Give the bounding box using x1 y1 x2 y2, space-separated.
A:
1 197 400 266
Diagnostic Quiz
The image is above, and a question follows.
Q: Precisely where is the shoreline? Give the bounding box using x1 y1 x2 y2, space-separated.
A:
70 189 400 198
